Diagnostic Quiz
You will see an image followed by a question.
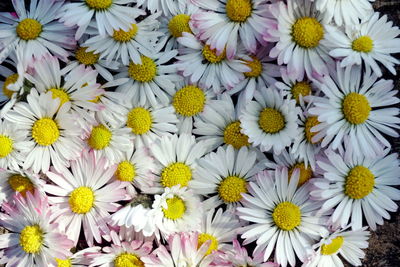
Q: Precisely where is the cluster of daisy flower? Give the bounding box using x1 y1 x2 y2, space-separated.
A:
0 0 399 266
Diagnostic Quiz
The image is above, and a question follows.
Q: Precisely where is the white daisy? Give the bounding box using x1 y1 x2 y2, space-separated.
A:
0 50 27 102
326 12 400 77
237 168 328 267
310 148 400 231
4 89 84 173
240 87 299 154
308 63 400 158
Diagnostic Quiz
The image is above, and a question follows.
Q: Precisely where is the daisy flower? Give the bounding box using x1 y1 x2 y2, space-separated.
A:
176 32 250 94
0 50 28 102
84 12 162 65
240 87 299 154
53 247 101 267
303 226 370 267
135 0 185 16
191 0 272 59
310 148 400 231
326 12 400 77
152 185 202 236
190 145 266 210
0 191 73 266
4 89 84 173
44 150 128 246
59 0 145 39
237 168 328 267
0 0 76 63
194 94 250 152
266 0 334 80
308 63 400 158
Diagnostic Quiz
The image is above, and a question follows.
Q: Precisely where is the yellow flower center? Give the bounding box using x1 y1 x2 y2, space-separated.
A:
0 135 13 158
202 45 226 63
258 107 285 134
115 161 136 182
321 236 344 255
85 0 112 10
225 0 252 22
352 36 373 53
31 118 60 146
56 258 72 267
345 166 375 199
342 92 371 125
75 47 99 65
161 162 192 188
218 175 247 203
291 81 311 103
198 233 219 255
48 88 70 107
173 85 206 117
69 186 95 214
126 107 152 135
289 162 313 186
244 56 263 78
3 73 19 98
304 116 320 144
223 121 250 149
168 14 192 38
292 17 324 49
19 225 43 254
114 253 144 267
88 124 112 150
8 174 34 197
128 56 157 83
162 196 186 220
272 202 301 231
16 18 42 40
113 24 139 42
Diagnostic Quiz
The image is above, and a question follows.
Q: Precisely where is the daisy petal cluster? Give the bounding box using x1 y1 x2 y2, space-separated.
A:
0 0 399 267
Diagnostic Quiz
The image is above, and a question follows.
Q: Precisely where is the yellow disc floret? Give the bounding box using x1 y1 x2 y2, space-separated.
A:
321 236 344 255
75 47 99 66
126 107 153 135
0 135 13 158
342 92 371 125
292 17 324 49
56 258 72 267
218 175 247 203
161 162 192 188
173 85 206 117
244 56 263 78
304 116 320 144
225 0 252 23
3 73 19 98
345 166 375 199
128 56 157 82
85 0 112 10
69 186 95 214
113 24 139 42
8 174 34 196
202 45 226 63
31 118 60 146
114 253 144 267
289 162 313 186
16 18 42 40
162 196 186 220
115 161 136 182
291 81 311 103
168 14 192 38
88 124 112 150
352 36 374 53
223 121 250 149
258 108 285 134
198 233 219 255
48 88 70 107
19 225 43 254
272 202 302 231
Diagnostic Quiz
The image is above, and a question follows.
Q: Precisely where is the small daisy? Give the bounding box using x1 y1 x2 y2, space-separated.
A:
326 12 400 77
191 0 272 58
190 145 266 211
311 148 400 231
303 226 370 267
152 185 202 236
0 50 27 102
308 63 400 158
237 168 328 267
4 89 84 173
240 87 299 154
0 0 76 63
266 0 334 80
0 191 73 266
176 32 250 94
44 150 128 246
59 0 145 39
